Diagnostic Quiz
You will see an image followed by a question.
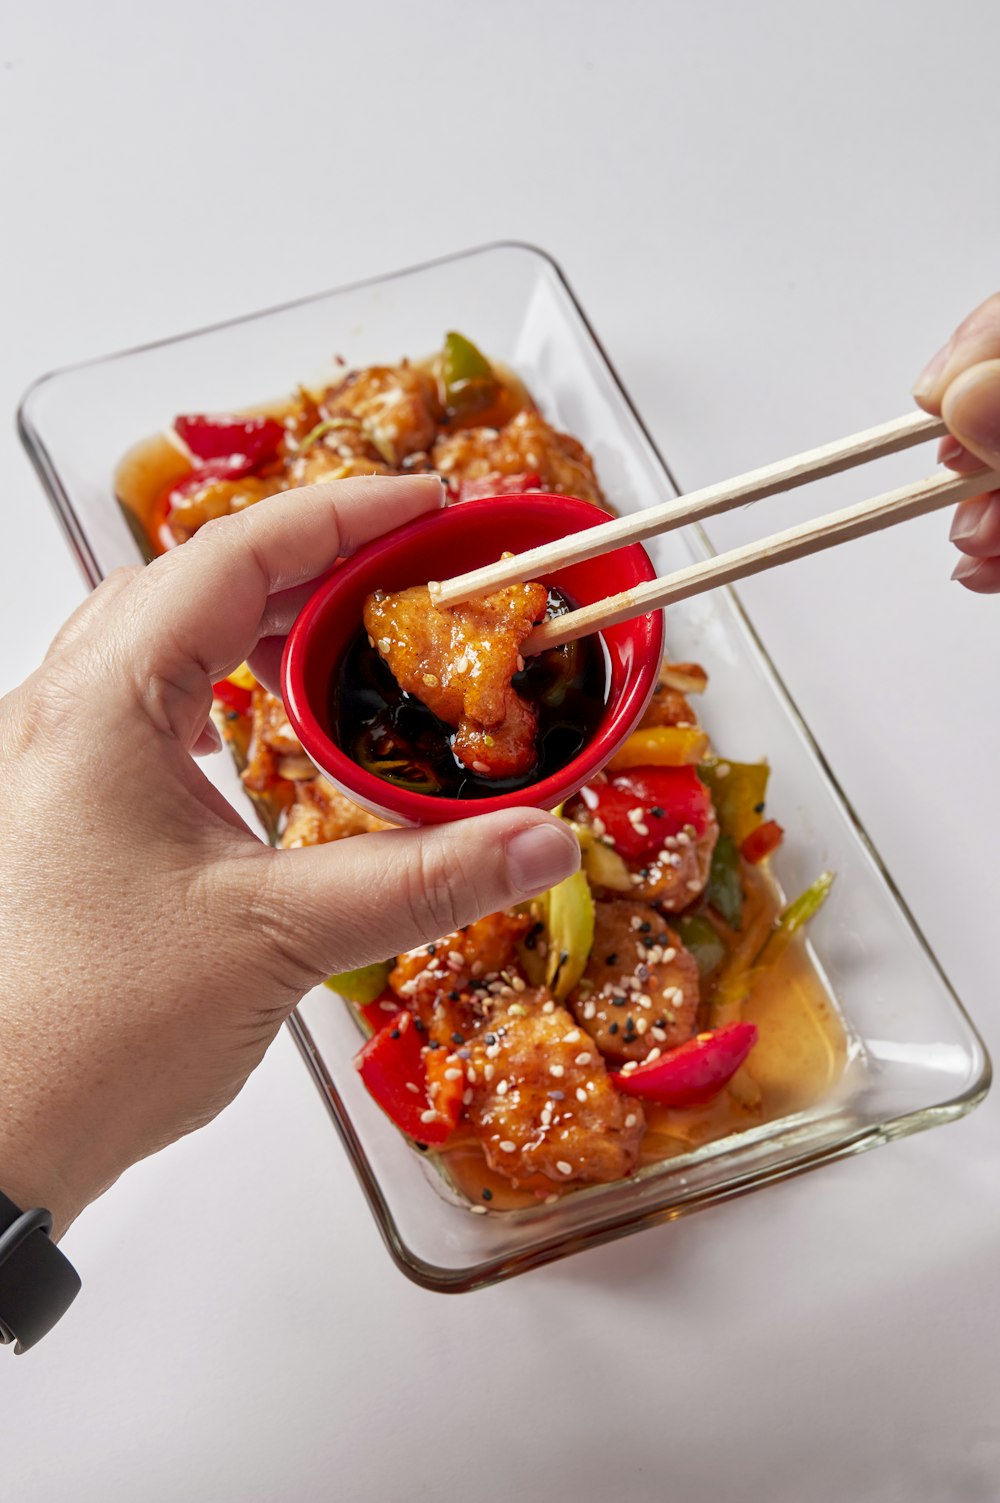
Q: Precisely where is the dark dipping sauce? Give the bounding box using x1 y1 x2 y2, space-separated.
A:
332 590 610 799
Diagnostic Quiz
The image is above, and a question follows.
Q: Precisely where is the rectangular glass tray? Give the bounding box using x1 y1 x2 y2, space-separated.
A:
18 241 990 1291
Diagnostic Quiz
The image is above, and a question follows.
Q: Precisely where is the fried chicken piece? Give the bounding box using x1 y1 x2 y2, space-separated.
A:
285 421 393 488
638 661 709 731
628 814 719 909
568 901 699 1062
319 364 441 465
281 775 392 848
391 912 529 1010
431 409 609 510
242 686 306 796
363 581 548 779
167 473 283 539
466 993 644 1186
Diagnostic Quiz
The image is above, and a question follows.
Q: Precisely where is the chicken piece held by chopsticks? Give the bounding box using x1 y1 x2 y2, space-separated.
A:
363 580 548 779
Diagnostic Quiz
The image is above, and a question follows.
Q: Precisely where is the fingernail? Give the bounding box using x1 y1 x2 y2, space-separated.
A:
949 496 990 545
951 554 983 583
938 435 966 467
505 821 580 896
942 360 1000 469
913 338 952 401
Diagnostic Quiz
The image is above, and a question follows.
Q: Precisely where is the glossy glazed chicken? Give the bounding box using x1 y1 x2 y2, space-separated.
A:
363 580 549 779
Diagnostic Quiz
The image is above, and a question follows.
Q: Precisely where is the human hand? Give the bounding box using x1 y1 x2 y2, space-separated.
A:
914 293 1000 592
0 475 579 1236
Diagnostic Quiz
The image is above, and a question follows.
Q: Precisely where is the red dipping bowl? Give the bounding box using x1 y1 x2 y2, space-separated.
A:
281 493 663 825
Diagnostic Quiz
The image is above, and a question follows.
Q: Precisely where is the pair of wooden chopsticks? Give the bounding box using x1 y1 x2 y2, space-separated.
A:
428 411 999 654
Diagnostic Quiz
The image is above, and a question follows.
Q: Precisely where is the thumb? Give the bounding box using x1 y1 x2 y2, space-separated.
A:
941 358 1000 473
251 810 581 981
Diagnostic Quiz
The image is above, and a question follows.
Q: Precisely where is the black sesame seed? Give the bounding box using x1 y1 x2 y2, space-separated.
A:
389 1028 401 1039
612 996 627 1007
413 1019 425 1033
451 1032 465 1045
657 932 670 945
484 1033 497 1046
428 1039 441 1049
426 943 437 956
448 991 461 1002
654 1016 667 1028
415 1142 429 1152
753 802 765 814
650 806 665 818
226 710 239 722
482 1188 493 1201
639 921 652 934
604 952 618 965
524 921 544 952
609 1021 619 1035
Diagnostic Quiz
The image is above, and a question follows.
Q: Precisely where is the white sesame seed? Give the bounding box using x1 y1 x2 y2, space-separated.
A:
549 1064 565 1078
545 1193 560 1204
447 949 464 966
398 978 417 996
633 822 649 837
470 1204 488 1214
644 1047 662 1063
686 879 703 892
715 763 731 778
444 1067 462 1080
662 947 677 963
630 916 643 930
509 1002 528 1018
516 654 525 671
582 1001 597 1020
499 1140 517 1153
378 637 391 653
542 1000 556 1014
651 1027 667 1042
556 1160 573 1176
462 1089 473 1105
466 1067 477 1083
379 999 399 1012
485 1043 500 1060
635 1018 648 1034
472 760 490 774
622 1061 639 1073
675 831 691 846
484 1063 495 1082
575 1087 587 1103
574 1052 593 1066
625 1113 638 1127
422 672 439 687
420 1109 441 1123
405 1081 420 1094
562 1029 581 1044
496 1080 509 1096
454 655 469 673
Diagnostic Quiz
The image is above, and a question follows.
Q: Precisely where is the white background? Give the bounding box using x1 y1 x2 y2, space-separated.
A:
3 3 1000 1499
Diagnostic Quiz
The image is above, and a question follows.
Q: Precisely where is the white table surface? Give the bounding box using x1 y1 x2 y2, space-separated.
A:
3 3 1000 1498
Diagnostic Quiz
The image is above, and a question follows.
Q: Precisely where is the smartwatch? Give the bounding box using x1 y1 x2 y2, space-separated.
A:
0 1190 81 1353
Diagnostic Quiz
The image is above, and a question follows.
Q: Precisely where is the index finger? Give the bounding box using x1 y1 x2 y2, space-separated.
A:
106 473 443 742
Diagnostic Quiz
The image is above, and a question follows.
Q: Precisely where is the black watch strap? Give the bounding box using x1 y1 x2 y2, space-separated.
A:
0 1189 81 1353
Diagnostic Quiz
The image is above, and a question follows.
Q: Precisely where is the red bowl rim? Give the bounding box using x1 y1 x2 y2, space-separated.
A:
281 493 664 824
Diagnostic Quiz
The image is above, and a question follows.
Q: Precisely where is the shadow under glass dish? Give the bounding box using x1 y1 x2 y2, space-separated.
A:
17 239 990 1291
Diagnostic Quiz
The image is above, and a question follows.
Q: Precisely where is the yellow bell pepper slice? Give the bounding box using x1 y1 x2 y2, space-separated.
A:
227 662 257 691
606 725 709 771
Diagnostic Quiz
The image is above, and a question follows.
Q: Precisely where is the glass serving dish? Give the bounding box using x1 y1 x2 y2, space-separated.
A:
18 241 991 1291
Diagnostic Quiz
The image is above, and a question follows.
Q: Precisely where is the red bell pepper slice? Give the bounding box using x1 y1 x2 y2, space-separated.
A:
174 412 285 470
580 765 713 860
741 819 784 865
212 678 253 717
453 471 542 502
354 1009 462 1145
611 1022 758 1107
